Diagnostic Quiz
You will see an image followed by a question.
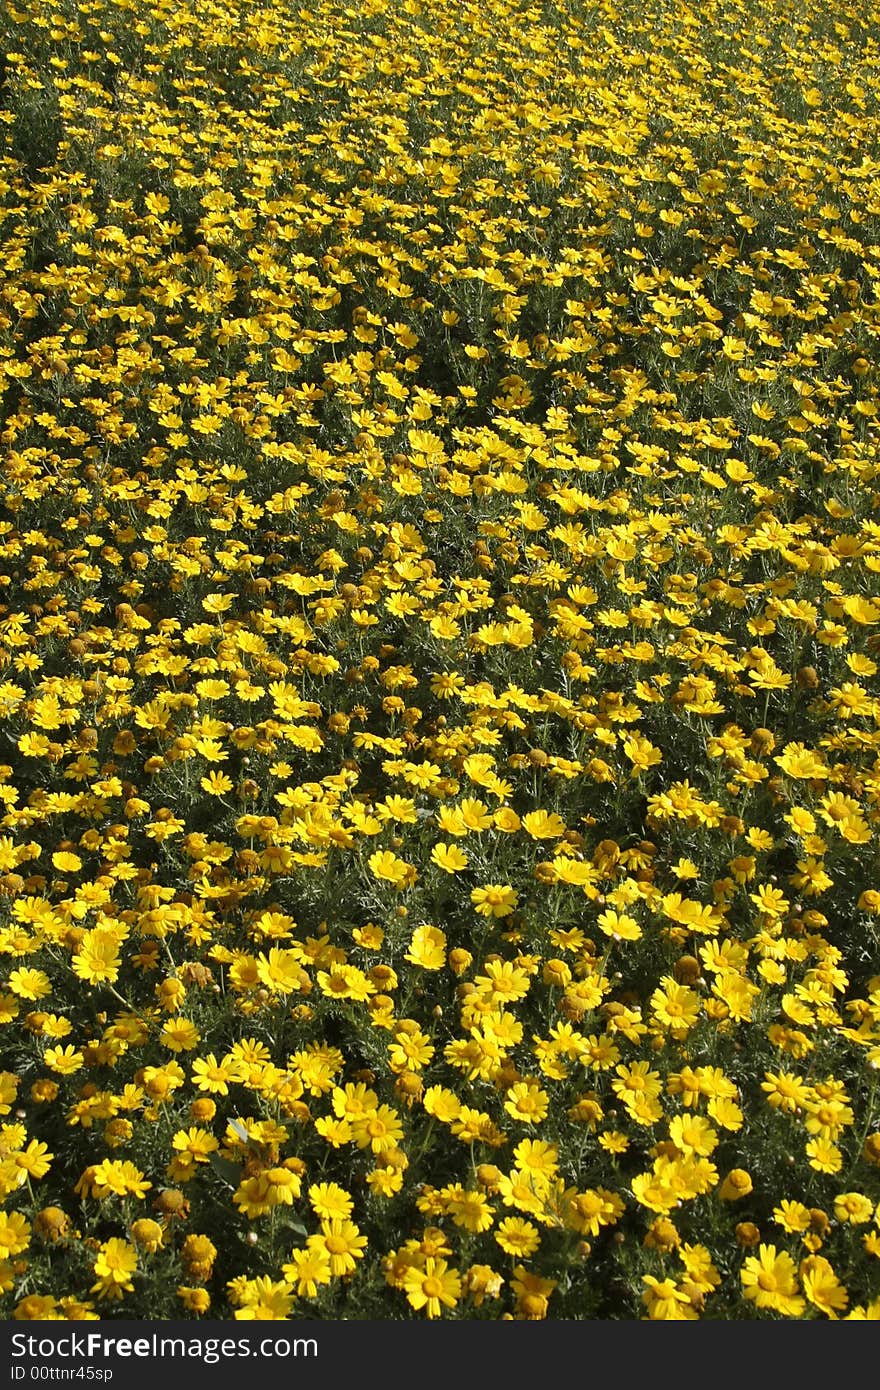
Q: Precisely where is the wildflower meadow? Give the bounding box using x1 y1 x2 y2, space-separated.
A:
0 0 879 1322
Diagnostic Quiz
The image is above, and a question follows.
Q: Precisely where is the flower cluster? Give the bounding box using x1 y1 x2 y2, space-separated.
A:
1 0 879 1321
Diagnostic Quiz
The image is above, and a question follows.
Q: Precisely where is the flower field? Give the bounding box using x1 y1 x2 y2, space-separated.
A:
1 0 880 1321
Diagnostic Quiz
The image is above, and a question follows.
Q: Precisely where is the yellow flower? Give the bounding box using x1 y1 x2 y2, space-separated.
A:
177 1286 210 1315
651 978 700 1032
233 1277 293 1320
200 770 234 795
402 1256 461 1318
495 1217 540 1256
160 1019 201 1052
366 1165 404 1197
504 1081 550 1125
131 1219 164 1253
283 1245 332 1298
0 1211 31 1259
463 1264 504 1306
44 1045 84 1075
311 1219 367 1276
806 1138 843 1173
34 1207 70 1243
511 1265 556 1319
404 925 447 970
72 927 123 985
741 1245 805 1317
351 1105 404 1154
368 849 416 886
8 969 51 1001
800 1255 848 1318
833 1192 874 1225
718 1167 753 1201
190 1053 243 1095
430 842 469 873
51 851 82 873
423 1086 461 1122
597 909 642 941
470 884 519 917
12 1295 61 1320
308 1182 354 1221
522 809 567 839
642 1275 696 1320
91 1238 137 1301
15 1139 53 1179
182 1233 218 1280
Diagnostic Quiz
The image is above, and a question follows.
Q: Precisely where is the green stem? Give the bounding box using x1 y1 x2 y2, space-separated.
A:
846 1071 877 1180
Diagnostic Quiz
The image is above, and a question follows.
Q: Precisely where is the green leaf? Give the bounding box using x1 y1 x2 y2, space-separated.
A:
277 1217 309 1237
208 1152 241 1189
